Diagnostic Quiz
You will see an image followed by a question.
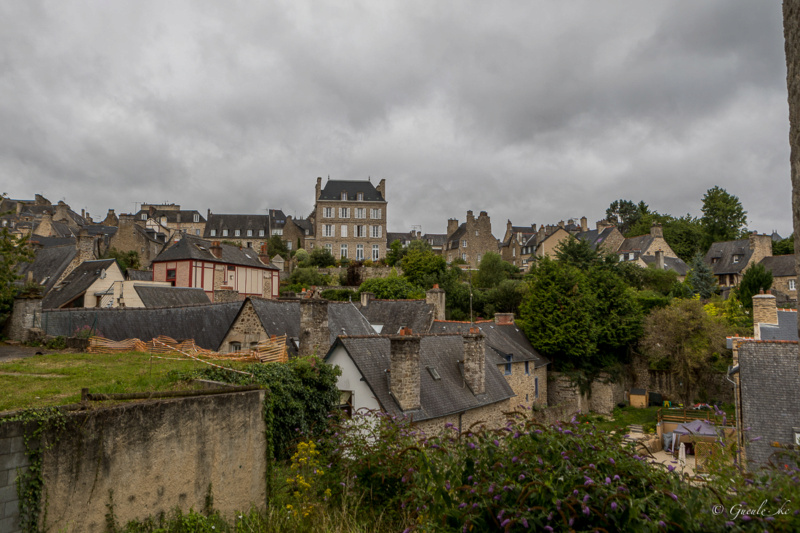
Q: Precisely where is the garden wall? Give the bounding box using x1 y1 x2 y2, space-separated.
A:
631 356 733 405
0 389 266 533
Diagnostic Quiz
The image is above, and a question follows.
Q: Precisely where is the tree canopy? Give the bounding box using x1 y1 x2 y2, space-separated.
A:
685 252 719 299
738 263 773 311
701 186 747 247
0 208 34 322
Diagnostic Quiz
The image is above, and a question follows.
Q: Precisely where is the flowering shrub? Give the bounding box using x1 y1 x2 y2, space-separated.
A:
320 409 800 532
285 440 331 520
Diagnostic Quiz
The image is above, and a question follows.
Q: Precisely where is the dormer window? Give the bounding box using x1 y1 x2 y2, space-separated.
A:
259 229 265 237
141 214 147 221
732 255 741 263
234 229 241 237
193 214 199 223
357 192 364 201
210 229 216 237
222 229 228 237
161 217 167 225
247 229 253 237
711 257 719 264
341 191 347 201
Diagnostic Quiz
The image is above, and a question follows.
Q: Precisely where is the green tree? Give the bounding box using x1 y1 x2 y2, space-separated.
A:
288 267 329 291
587 264 644 365
605 199 649 235
483 279 527 316
268 235 289 259
400 243 446 287
309 247 336 267
554 236 602 270
640 298 731 405
385 240 406 267
701 186 747 247
773 236 794 256
685 252 719 299
473 252 513 288
358 274 425 300
103 248 140 271
294 248 310 267
738 263 773 311
1 217 33 323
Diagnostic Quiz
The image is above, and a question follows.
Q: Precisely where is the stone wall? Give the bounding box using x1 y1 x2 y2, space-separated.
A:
389 335 421 411
219 300 268 352
631 355 733 405
547 373 590 414
0 390 266 533
299 299 329 357
589 374 626 415
6 297 42 342
503 363 547 409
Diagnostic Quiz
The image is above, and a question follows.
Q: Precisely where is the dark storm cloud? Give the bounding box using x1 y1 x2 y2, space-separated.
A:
0 1 792 237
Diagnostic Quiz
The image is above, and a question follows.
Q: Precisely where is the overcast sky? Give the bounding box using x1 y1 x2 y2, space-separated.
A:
0 1 793 238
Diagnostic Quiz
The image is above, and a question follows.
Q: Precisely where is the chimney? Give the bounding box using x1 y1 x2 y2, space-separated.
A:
76 229 95 262
494 313 514 325
176 212 181 224
360 291 374 307
81 209 85 218
462 327 485 395
258 243 270 265
580 216 588 232
596 219 611 231
316 177 322 200
650 223 663 239
467 210 475 223
558 220 565 229
210 241 223 259
299 299 330 357
389 329 421 411
376 178 386 200
426 285 446 321
507 220 513 234
447 218 459 237
207 208 211 219
655 249 665 270
753 292 779 334
748 232 773 264
531 224 537 232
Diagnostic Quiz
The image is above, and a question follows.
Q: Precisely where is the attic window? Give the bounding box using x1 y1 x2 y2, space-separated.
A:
711 257 719 264
504 355 512 375
341 191 347 200
732 255 741 263
427 366 441 381
193 214 199 223
141 214 147 220
357 192 363 201
210 230 216 237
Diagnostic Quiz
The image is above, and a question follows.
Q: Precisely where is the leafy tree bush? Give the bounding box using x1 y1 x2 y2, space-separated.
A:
309 247 336 267
1 217 33 324
320 288 359 301
385 239 406 266
701 185 748 247
294 248 310 267
474 251 517 288
358 275 425 300
103 248 141 271
738 263 773 311
287 267 329 292
400 242 446 288
773 236 794 255
268 235 290 259
483 279 527 316
685 252 719 299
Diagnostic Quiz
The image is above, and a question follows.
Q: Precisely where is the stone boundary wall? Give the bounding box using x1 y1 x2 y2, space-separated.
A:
547 373 590 414
0 390 266 533
632 356 733 405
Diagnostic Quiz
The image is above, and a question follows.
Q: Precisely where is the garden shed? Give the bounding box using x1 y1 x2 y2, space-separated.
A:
630 388 649 408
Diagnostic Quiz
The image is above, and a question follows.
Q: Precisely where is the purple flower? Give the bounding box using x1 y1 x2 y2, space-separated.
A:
445 423 453 428
611 502 617 511
569 518 574 526
467 475 473 481
494 495 501 500
609 458 615 465
725 522 735 527
544 527 553 533
749 436 763 442
658 521 666 528
667 465 675 472
573 490 579 496
445 481 451 490
494 439 500 446
468 442 476 449
473 503 479 509
668 492 678 502
605 477 611 485
583 506 590 516
504 485 512 491
564 430 574 435
512 456 519 463
534 429 543 434
741 515 751 522
498 510 505 519
538 457 543 465
500 519 510 527
583 494 590 503
519 474 525 480
585 478 594 486
589 463 595 469
547 512 553 520
522 518 529 527
459 503 467 509
613 475 620 481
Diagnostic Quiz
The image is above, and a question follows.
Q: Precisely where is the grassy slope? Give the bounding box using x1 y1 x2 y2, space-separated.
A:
0 351 249 412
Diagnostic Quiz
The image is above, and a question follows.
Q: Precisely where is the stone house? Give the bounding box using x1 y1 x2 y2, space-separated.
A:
356 287 445 334
444 210 498 267
42 259 124 309
282 216 314 252
704 232 773 288
500 221 538 268
759 255 797 306
108 214 167 268
133 203 206 239
431 314 550 410
204 212 270 250
311 177 388 262
616 223 677 262
518 224 571 267
150 235 281 302
575 220 626 255
324 329 518 432
420 233 447 255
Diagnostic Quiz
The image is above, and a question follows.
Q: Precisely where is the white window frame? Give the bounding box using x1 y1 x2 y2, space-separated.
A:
356 208 365 219
370 208 381 219
340 244 348 258
324 224 334 237
324 207 333 218
247 229 253 237
234 229 241 237
210 229 216 237
356 244 364 260
372 244 380 261
222 229 228 237
340 207 350 218
341 192 347 201
259 229 265 237
325 243 333 253
790 279 797 291
462 240 467 248
193 214 200 223
371 225 382 238
341 225 348 238
357 192 364 201
356 225 365 237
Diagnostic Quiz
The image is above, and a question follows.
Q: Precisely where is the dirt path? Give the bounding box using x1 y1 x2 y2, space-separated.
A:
0 343 54 362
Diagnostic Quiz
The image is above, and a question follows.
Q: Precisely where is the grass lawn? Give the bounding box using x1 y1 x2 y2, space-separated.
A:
579 404 738 434
0 351 250 413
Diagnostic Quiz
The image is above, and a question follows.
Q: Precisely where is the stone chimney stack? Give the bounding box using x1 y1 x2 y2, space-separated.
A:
389 328 421 411
748 232 773 265
494 313 514 325
655 249 665 270
76 229 96 262
467 210 475 224
316 177 322 200
376 178 386 199
210 241 223 259
462 327 486 395
299 299 330 357
650 223 663 238
447 218 459 237
753 292 779 333
558 220 565 229
597 219 612 231
258 243 270 265
102 209 118 227
360 291 374 307
580 216 588 233
507 220 513 234
426 284 446 321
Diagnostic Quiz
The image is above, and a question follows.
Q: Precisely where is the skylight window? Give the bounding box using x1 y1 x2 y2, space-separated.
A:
427 366 441 380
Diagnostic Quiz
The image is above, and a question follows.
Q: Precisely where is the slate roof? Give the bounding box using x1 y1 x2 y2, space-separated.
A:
269 209 287 229
738 341 800 465
126 269 153 281
617 234 654 254
16 245 77 294
134 286 211 308
32 220 77 238
27 236 77 248
292 218 314 235
704 239 752 275
423 234 447 247
152 235 277 270
757 310 799 342
356 300 435 335
760 255 796 277
577 227 616 251
40 301 243 350
319 180 384 202
430 321 550 368
84 225 117 237
327 302 377 341
446 223 467 249
204 214 270 239
641 255 690 276
328 335 515 421
42 259 117 309
387 232 412 246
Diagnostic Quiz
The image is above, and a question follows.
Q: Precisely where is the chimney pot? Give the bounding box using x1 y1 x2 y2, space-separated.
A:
389 333 421 411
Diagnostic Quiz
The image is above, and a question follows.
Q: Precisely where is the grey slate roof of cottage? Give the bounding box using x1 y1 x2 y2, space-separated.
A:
28 236 78 248
617 234 654 254
42 259 117 309
760 255 796 277
126 269 153 281
292 218 314 235
319 180 384 202
327 302 377 341
577 227 616 251
387 232 412 246
134 286 211 308
204 214 270 238
423 234 447 247
757 310 799 342
16 245 77 294
641 255 690 276
704 239 752 275
134 209 205 224
446 223 467 249
356 300 435 335
40 301 243 350
737 341 800 465
430 321 550 368
152 235 277 270
328 335 515 422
